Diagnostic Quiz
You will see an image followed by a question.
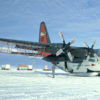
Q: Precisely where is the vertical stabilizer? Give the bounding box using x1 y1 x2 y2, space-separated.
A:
39 22 51 43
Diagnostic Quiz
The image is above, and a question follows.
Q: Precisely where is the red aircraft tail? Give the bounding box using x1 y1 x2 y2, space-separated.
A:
39 22 51 57
39 22 51 43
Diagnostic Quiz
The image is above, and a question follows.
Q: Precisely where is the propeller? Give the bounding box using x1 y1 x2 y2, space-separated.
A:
59 32 65 44
91 39 96 49
56 32 75 62
83 39 98 61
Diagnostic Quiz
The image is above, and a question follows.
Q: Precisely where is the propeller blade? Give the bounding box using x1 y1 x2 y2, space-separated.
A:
59 32 65 44
67 52 73 62
86 55 90 61
56 49 63 56
94 53 99 61
91 39 96 49
58 32 75 60
83 41 89 48
83 39 97 61
70 38 76 45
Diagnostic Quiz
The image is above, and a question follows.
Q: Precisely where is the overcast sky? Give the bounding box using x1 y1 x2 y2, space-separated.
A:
0 0 100 66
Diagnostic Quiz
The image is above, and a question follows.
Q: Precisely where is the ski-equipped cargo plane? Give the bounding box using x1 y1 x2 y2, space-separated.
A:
0 22 100 77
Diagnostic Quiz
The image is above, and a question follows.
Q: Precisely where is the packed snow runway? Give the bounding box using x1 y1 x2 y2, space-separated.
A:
0 69 100 100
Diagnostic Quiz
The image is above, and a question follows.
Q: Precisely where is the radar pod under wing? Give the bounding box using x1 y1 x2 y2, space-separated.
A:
0 47 40 56
3 52 40 56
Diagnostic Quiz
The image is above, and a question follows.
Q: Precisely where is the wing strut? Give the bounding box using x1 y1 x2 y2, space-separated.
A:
52 65 56 78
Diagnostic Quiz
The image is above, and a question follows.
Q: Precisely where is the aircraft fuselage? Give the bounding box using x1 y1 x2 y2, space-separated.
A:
57 58 100 76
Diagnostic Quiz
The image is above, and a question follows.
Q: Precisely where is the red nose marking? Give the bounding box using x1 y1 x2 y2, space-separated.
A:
91 64 95 66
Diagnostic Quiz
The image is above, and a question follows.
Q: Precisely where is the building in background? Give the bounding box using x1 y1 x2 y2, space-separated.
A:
1 64 10 70
43 65 51 71
17 64 32 70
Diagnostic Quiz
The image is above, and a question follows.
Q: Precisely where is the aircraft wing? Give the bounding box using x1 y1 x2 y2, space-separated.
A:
0 38 50 47
0 38 62 54
1 38 99 58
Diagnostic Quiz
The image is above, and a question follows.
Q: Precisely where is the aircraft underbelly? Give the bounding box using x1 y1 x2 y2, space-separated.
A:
67 62 88 72
56 59 100 77
57 62 67 71
70 72 98 77
67 61 100 72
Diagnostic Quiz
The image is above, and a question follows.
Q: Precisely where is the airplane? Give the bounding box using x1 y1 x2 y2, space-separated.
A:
0 21 100 77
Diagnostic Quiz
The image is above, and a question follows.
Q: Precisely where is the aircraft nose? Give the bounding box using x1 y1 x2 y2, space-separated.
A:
42 57 48 61
42 56 55 62
42 56 52 62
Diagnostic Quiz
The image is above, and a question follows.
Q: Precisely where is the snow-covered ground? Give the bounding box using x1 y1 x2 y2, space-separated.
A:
0 69 100 100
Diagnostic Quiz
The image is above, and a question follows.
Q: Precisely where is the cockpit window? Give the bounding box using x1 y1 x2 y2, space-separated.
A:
89 59 95 62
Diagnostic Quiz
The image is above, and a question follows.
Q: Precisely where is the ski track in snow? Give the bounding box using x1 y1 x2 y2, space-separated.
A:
0 69 100 100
